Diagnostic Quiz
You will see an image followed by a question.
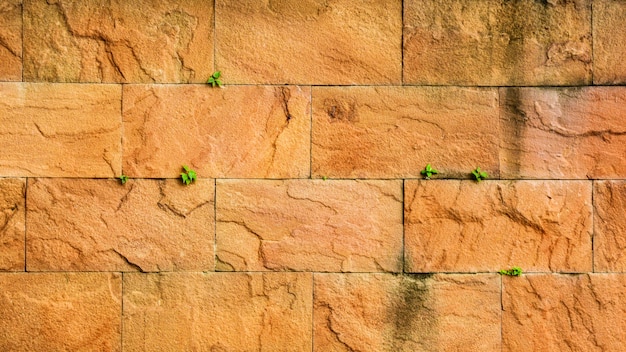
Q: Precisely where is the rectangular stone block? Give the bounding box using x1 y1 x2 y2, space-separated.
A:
0 0 21 81
0 178 24 271
503 274 626 351
27 178 214 272
0 272 121 352
216 179 403 272
593 0 626 84
404 0 591 85
314 273 501 351
123 85 310 178
23 0 213 83
312 86 499 178
215 0 401 84
500 87 626 179
123 272 312 352
405 180 592 273
0 83 122 177
594 181 626 272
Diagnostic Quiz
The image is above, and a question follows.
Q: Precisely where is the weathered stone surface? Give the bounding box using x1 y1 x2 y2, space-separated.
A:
215 0 401 84
27 178 214 272
0 272 121 352
405 180 592 273
124 272 312 352
503 274 626 351
404 0 592 85
500 87 626 179
216 180 402 272
594 181 626 272
312 86 499 178
0 83 122 177
0 178 24 271
123 85 310 178
23 0 213 83
0 0 21 81
593 0 626 84
314 273 500 351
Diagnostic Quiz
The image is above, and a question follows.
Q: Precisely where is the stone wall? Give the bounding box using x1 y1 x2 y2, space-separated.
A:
1 0 626 351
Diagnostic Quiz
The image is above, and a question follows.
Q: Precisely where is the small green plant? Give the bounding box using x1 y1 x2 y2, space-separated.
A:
499 266 523 276
471 167 488 182
180 165 197 185
322 176 328 181
119 175 129 185
207 71 222 87
420 164 438 179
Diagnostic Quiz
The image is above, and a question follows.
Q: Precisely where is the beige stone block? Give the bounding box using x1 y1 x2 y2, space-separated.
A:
594 181 626 272
593 0 626 84
216 180 403 272
0 0 22 81
27 178 214 272
0 178 24 271
405 180 592 272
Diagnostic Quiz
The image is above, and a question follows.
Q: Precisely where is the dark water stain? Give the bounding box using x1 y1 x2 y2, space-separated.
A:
501 87 527 177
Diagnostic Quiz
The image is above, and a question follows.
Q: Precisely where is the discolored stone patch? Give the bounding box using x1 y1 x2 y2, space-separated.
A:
123 272 312 352
215 0 402 84
594 181 626 272
123 85 310 178
0 178 25 271
405 180 592 273
0 0 22 81
23 0 213 83
503 274 626 351
312 86 499 178
27 178 214 272
403 0 592 85
216 179 403 272
314 273 500 351
500 87 626 179
593 0 626 84
0 272 121 352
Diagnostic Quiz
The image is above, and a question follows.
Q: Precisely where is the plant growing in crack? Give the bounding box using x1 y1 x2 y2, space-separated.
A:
471 167 488 182
499 266 523 276
421 164 438 179
207 71 222 87
180 165 197 185
119 174 129 185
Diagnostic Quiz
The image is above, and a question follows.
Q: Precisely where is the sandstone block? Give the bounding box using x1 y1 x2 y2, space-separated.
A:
215 0 402 84
23 0 213 83
216 179 402 272
405 180 592 272
0 83 122 177
593 0 626 84
503 274 626 351
0 272 121 352
312 86 499 178
27 178 214 272
500 87 626 179
404 0 591 85
123 272 312 352
123 85 310 178
594 181 626 272
0 178 24 271
314 273 500 351
0 0 21 81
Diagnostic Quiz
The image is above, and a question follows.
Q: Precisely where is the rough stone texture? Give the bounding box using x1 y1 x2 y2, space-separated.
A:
314 273 500 351
216 180 402 272
123 85 310 178
124 272 312 352
0 0 21 81
27 178 214 272
594 181 626 272
0 83 122 177
405 180 592 273
500 87 626 179
312 86 499 178
404 0 592 85
503 274 626 351
215 0 402 84
23 0 213 83
593 0 626 84
0 178 24 271
0 272 121 352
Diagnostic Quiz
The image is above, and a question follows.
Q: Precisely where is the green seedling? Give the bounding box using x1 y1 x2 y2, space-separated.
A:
322 176 328 181
119 175 129 185
499 266 523 276
180 165 197 185
207 71 222 87
471 167 488 182
421 164 438 179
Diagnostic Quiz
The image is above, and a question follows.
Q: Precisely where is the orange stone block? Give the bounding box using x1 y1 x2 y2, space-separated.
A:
593 0 626 84
0 0 22 81
594 181 626 272
0 178 25 271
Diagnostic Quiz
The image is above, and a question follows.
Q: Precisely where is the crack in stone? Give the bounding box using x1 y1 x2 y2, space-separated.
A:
110 248 144 272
